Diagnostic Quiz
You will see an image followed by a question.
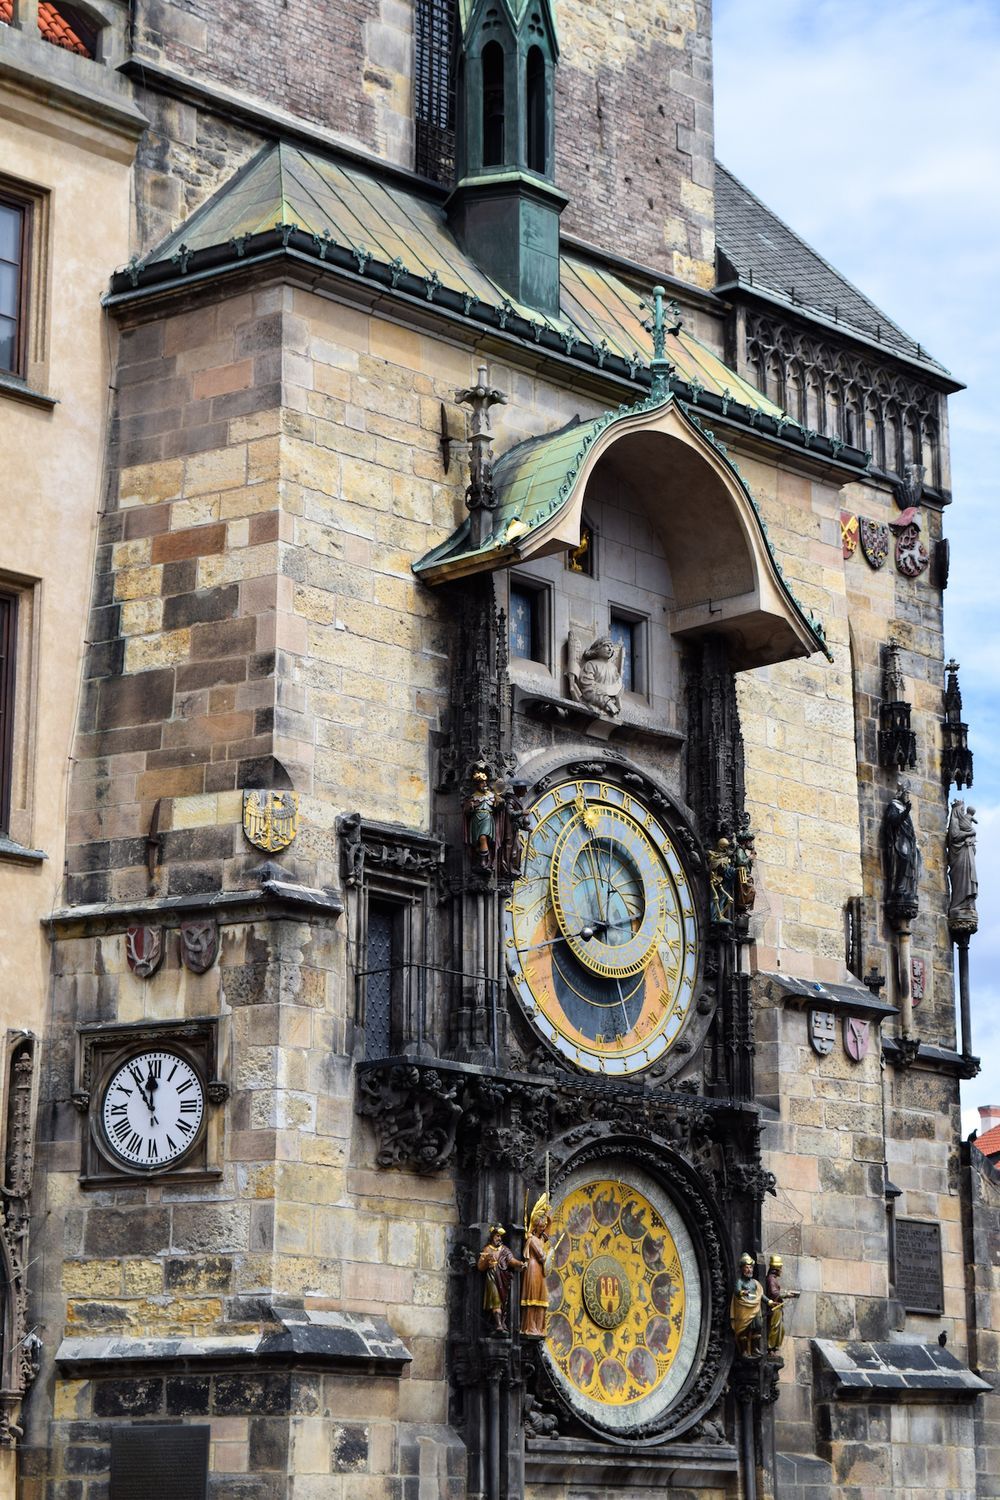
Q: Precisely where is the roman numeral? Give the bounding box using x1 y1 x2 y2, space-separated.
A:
116 1085 133 1097
109 1103 127 1117
147 1139 159 1160
176 1079 194 1095
177 1120 193 1135
126 1132 141 1155
179 1099 199 1114
168 1062 178 1081
149 1058 162 1078
113 1119 130 1140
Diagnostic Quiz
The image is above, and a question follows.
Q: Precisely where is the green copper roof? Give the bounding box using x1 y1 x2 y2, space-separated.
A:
458 0 557 39
137 143 785 422
414 388 831 662
113 142 868 472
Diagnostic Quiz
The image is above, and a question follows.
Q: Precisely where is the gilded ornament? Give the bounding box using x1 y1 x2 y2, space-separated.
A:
242 789 299 853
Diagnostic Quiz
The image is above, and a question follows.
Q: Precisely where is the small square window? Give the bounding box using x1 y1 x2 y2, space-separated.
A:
609 610 647 696
509 580 548 664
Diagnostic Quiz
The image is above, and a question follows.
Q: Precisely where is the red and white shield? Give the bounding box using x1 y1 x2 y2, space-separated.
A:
843 1015 870 1062
125 925 164 979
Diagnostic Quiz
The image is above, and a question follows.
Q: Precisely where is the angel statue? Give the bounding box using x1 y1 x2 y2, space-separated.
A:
568 633 624 717
519 1193 553 1339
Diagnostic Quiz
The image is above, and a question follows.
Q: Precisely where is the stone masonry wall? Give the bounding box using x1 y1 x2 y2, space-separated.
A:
128 0 715 286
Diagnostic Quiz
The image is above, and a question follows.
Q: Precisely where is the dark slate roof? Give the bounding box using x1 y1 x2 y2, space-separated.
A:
715 163 949 375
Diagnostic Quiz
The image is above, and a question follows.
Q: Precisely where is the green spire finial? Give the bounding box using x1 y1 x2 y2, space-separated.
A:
641 285 680 400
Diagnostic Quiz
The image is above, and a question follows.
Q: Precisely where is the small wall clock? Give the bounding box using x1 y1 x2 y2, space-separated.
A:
100 1050 206 1170
504 774 700 1075
74 1018 226 1184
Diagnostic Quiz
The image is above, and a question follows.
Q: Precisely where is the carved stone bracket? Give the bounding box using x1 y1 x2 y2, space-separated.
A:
355 1058 742 1182
728 1161 777 1203
338 814 445 891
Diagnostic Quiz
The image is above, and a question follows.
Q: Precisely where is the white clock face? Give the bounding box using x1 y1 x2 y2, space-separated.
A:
101 1051 205 1169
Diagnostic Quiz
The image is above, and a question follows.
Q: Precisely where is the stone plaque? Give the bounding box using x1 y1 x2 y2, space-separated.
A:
111 1426 209 1500
895 1218 944 1315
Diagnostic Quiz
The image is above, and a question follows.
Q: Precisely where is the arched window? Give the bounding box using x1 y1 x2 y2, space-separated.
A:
482 42 505 167
526 46 546 173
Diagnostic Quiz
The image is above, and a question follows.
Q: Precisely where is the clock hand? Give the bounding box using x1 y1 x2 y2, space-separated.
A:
515 924 599 955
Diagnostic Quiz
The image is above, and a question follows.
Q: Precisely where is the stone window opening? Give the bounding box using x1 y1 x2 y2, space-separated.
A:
0 573 40 857
526 44 546 173
481 40 506 167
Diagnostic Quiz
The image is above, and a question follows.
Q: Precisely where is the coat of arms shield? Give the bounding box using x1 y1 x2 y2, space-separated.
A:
180 919 219 974
242 789 299 852
859 518 890 569
843 1015 870 1062
840 511 859 560
809 1009 836 1056
125 925 164 979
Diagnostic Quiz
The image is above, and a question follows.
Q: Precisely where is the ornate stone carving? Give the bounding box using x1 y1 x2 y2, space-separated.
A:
946 800 978 933
878 642 917 771
338 814 444 891
436 578 512 794
567 632 624 717
743 307 941 483
942 659 974 790
180 919 219 974
0 1038 38 1447
356 1065 463 1173
455 363 507 549
891 510 930 578
728 1161 777 1203
685 637 745 843
125 925 164 979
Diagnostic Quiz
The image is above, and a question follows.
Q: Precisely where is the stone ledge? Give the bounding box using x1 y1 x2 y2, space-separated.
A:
882 1035 980 1079
525 1437 738 1486
45 876 343 936
55 1309 411 1378
813 1339 991 1403
0 833 46 864
759 971 897 1022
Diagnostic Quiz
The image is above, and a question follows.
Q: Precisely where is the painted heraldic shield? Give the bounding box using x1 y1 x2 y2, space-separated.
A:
859 518 890 569
840 511 859 560
242 789 300 852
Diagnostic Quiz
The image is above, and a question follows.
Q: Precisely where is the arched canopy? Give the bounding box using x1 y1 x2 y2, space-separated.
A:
414 393 829 670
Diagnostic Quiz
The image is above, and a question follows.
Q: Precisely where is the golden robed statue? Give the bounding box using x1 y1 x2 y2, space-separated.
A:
730 1251 764 1357
520 1193 553 1339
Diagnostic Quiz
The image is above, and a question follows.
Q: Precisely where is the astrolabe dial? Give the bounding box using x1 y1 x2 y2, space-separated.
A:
504 777 698 1075
542 1164 702 1435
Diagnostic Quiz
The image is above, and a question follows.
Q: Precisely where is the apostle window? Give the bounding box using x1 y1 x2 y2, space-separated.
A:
509 579 549 665
609 609 647 696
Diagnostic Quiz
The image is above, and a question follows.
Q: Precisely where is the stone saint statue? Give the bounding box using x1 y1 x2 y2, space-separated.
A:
477 1224 525 1334
519 1193 553 1339
763 1254 799 1352
882 777 921 923
568 633 625 717
464 765 500 873
946 800 978 930
730 1252 764 1358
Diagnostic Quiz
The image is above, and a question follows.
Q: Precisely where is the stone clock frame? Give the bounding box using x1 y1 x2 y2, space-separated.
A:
73 1017 228 1186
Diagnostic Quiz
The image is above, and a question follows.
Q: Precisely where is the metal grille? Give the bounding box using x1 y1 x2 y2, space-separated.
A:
365 904 396 1057
111 1426 209 1500
414 0 456 182
0 593 16 831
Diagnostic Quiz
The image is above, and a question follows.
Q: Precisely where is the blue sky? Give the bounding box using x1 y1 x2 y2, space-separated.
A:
713 0 1000 1130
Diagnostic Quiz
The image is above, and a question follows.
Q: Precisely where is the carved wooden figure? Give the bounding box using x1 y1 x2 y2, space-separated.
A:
764 1255 799 1352
520 1193 553 1338
730 1252 764 1358
477 1225 525 1333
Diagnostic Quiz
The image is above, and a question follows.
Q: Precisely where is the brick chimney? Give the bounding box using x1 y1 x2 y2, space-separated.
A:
978 1105 1000 1134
